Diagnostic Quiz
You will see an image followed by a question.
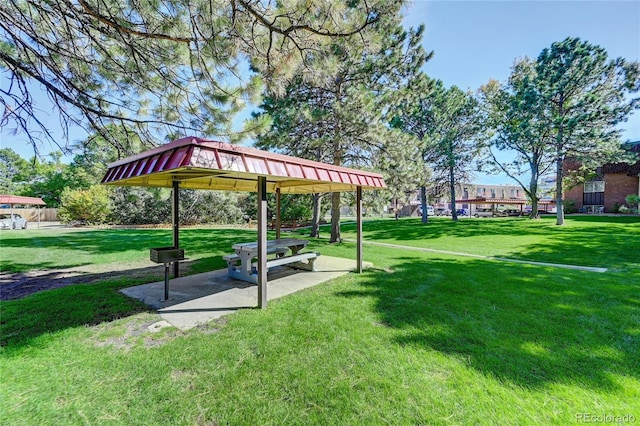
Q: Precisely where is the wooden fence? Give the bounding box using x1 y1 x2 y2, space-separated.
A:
0 208 58 221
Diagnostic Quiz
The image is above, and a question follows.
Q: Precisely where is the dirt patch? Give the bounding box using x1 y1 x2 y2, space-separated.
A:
88 312 226 351
0 261 173 301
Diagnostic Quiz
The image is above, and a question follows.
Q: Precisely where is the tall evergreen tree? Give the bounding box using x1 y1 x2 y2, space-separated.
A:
481 38 640 224
254 13 429 241
393 77 483 221
428 84 482 221
533 37 639 225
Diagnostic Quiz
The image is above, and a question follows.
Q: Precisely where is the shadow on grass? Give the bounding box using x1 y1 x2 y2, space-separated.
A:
0 254 232 349
0 277 151 350
0 260 93 275
339 256 640 390
1 262 169 301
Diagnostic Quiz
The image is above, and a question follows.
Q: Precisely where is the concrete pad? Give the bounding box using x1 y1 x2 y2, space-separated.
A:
120 256 371 330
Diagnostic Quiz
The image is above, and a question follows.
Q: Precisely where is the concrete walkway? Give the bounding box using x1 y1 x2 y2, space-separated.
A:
121 255 371 330
348 240 607 273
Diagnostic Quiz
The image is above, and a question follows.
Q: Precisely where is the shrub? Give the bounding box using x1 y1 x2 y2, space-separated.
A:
618 205 632 214
58 185 112 224
109 187 171 225
564 199 577 214
626 194 640 214
240 193 313 221
180 190 244 225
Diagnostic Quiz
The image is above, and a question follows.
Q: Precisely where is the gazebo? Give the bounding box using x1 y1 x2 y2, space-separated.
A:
101 137 386 308
0 194 47 228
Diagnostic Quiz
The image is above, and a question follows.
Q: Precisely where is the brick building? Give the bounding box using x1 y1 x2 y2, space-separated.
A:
564 141 640 213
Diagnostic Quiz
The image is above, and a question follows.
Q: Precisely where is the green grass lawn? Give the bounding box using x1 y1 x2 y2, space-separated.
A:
0 226 261 274
336 215 640 271
1 216 639 424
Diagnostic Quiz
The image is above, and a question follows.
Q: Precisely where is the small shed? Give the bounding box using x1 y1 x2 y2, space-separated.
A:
101 137 386 308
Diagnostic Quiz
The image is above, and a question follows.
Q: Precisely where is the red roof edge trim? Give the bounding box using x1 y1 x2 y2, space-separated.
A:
0 195 47 205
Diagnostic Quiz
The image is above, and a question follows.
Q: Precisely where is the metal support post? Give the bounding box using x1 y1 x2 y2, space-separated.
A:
257 176 268 308
172 180 180 278
356 186 363 273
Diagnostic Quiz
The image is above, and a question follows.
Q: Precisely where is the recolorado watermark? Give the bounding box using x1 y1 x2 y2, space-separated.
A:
576 413 636 423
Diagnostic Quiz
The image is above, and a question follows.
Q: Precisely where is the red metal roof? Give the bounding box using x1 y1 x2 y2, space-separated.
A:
0 195 46 206
456 197 555 205
102 137 386 193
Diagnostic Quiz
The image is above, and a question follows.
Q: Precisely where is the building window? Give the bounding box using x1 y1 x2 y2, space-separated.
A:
584 180 605 206
584 181 605 193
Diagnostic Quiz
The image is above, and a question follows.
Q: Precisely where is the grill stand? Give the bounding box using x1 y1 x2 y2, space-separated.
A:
150 247 185 302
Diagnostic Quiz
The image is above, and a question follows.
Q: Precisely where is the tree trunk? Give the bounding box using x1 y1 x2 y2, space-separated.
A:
330 192 341 243
310 193 321 238
555 97 565 226
555 156 565 225
330 139 343 242
449 165 458 221
420 186 428 223
529 162 540 219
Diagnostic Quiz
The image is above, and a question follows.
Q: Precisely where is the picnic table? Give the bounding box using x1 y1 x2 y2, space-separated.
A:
224 238 319 284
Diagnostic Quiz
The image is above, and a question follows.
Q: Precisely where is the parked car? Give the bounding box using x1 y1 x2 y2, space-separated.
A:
474 208 507 218
418 205 435 216
502 208 522 216
434 208 451 216
525 206 557 214
0 213 28 229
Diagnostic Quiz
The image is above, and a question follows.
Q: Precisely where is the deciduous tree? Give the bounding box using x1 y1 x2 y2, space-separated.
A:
479 62 556 219
58 185 111 224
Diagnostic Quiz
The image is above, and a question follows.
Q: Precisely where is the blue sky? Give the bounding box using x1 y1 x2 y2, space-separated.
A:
2 0 639 184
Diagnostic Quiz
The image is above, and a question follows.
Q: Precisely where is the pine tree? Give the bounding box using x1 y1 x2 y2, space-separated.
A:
393 77 483 221
254 12 429 241
481 38 640 224
534 37 639 225
0 0 394 153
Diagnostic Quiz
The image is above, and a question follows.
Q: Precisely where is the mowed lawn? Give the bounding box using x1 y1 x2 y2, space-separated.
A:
1 216 639 424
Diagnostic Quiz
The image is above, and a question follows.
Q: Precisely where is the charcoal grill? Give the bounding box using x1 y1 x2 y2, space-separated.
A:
150 247 185 301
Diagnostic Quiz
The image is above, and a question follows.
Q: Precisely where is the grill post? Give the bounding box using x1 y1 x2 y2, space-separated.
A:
163 263 170 301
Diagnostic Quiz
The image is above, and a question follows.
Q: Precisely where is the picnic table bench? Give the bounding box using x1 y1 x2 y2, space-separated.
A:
224 238 320 284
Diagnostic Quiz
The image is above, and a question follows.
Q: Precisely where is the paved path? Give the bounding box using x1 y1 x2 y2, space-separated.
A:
346 240 608 273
